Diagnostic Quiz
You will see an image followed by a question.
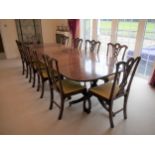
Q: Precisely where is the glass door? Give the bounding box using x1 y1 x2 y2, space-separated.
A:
117 19 139 60
97 19 112 55
80 19 93 46
139 20 155 78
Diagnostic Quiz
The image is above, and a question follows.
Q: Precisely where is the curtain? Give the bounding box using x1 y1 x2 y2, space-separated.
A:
68 19 80 42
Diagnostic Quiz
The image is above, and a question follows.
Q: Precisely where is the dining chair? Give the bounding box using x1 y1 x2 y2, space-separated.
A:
33 51 49 98
73 38 83 50
16 40 26 75
88 56 141 128
42 54 59 106
29 49 46 88
83 39 101 87
107 43 128 61
85 39 101 54
21 45 37 84
25 46 36 83
21 44 33 80
105 43 128 82
47 58 88 120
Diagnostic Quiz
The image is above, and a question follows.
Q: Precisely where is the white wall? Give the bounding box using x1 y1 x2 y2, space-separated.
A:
0 19 19 59
41 19 68 44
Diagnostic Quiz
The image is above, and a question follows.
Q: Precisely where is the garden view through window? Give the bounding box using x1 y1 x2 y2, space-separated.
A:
80 19 155 79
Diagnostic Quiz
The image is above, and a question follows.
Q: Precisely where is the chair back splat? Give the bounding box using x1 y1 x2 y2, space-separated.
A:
85 40 101 53
49 58 63 93
111 56 141 100
73 38 83 50
107 43 128 61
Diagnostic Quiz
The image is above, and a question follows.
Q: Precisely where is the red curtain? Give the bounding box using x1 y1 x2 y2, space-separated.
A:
68 19 80 41
149 69 155 87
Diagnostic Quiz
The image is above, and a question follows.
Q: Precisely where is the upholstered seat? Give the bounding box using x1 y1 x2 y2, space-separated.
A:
41 69 48 78
90 82 119 100
33 61 45 69
56 79 85 95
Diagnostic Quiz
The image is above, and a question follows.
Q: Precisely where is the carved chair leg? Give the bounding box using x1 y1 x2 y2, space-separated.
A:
26 64 29 78
29 67 32 83
58 98 65 120
37 74 40 91
22 61 25 75
123 94 128 119
24 62 26 75
109 103 114 128
88 98 92 112
40 79 45 98
49 86 54 110
32 70 36 88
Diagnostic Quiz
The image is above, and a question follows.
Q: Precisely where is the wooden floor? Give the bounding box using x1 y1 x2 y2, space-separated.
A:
0 58 155 135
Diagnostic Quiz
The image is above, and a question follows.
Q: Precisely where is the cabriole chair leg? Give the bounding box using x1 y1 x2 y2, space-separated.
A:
37 74 40 91
22 61 25 75
29 67 32 83
58 98 65 120
49 86 54 109
32 70 36 88
26 64 29 78
109 104 114 128
40 80 44 98
123 95 128 119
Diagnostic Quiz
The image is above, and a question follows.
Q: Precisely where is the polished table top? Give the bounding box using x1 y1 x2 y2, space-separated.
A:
30 43 116 82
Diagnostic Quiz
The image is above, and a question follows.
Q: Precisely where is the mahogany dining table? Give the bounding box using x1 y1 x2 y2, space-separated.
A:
29 43 116 83
29 43 117 109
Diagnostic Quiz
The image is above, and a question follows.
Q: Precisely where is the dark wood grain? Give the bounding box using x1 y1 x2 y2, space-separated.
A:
30 43 116 82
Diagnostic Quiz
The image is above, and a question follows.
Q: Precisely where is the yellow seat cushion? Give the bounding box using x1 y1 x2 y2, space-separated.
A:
41 70 48 78
89 82 119 100
33 61 45 69
57 79 85 95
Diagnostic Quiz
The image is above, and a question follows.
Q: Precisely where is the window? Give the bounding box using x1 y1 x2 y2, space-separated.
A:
79 19 155 80
97 19 112 54
80 19 92 42
117 19 139 60
139 20 155 78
